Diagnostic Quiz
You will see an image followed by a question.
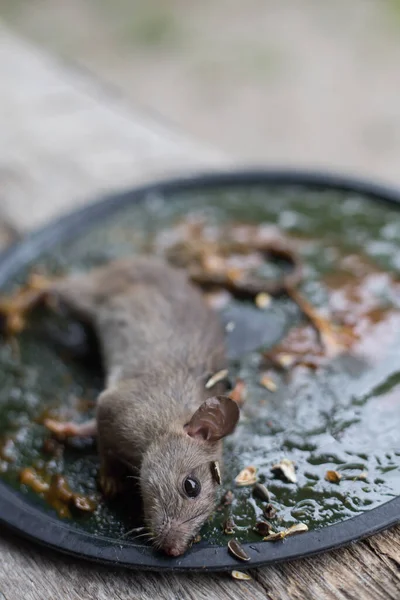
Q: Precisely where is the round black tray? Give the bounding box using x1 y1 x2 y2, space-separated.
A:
0 169 399 571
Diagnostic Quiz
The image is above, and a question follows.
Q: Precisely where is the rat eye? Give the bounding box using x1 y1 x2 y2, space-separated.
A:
183 475 201 498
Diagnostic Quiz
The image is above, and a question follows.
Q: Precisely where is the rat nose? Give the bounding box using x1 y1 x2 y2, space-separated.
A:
164 544 183 557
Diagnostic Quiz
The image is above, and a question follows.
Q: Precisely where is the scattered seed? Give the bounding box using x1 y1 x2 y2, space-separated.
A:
229 379 247 406
193 534 202 544
255 292 272 309
263 522 308 541
325 470 342 483
271 458 297 483
225 321 236 332
20 467 49 494
231 570 252 581
49 474 73 503
72 495 96 512
205 369 229 389
235 466 257 486
211 460 222 485
254 521 273 536
253 482 271 502
263 531 285 542
228 539 251 562
260 374 277 392
263 503 278 519
285 523 309 537
277 353 295 368
224 516 236 535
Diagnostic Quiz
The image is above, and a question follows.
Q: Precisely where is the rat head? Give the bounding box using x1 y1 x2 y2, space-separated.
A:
140 396 239 557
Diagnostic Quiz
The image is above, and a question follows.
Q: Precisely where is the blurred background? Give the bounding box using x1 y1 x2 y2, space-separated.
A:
1 0 400 182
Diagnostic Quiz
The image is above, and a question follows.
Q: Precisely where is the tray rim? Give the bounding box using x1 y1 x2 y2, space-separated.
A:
0 167 399 571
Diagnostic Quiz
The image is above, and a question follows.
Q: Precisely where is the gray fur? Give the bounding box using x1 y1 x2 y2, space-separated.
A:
51 256 237 555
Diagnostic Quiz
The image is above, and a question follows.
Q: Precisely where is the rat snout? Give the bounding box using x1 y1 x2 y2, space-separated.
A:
163 542 186 557
157 521 191 557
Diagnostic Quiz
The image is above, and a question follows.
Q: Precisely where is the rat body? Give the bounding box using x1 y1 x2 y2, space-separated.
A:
10 257 240 556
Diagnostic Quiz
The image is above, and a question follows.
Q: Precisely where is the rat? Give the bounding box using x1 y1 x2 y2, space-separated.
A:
0 256 240 556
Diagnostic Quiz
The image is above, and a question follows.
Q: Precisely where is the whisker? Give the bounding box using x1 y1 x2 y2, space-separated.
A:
120 526 147 539
181 509 209 526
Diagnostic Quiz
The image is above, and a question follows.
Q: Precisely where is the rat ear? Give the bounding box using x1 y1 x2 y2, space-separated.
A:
185 396 240 442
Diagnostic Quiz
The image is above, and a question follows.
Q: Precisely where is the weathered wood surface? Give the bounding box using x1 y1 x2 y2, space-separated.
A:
0 23 399 600
0 24 227 232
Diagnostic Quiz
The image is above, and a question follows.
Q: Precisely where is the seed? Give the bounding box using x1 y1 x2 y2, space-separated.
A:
211 461 222 485
285 523 308 537
271 458 297 483
260 374 277 392
229 379 247 406
20 467 49 494
205 369 229 389
193 534 202 544
325 470 342 483
263 522 308 541
255 292 272 309
224 516 236 535
263 531 285 542
231 570 252 581
263 503 278 519
228 539 251 562
225 321 236 332
234 466 257 487
253 482 271 502
254 520 273 536
277 353 295 368
72 495 96 512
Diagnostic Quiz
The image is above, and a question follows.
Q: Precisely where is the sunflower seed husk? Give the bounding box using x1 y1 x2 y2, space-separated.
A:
229 379 247 406
231 570 252 581
234 466 257 486
325 470 342 483
254 520 273 536
263 531 286 542
277 353 295 368
205 369 229 389
260 374 277 392
263 522 308 541
285 523 309 537
211 460 222 485
228 539 251 562
255 292 272 309
263 503 278 519
271 458 297 483
223 516 236 535
253 482 271 502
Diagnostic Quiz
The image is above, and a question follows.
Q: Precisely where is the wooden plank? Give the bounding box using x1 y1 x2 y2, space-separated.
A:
0 23 399 600
0 530 267 600
253 526 400 600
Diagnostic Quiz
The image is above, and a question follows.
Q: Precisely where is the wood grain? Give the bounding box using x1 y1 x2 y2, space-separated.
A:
0 22 399 600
